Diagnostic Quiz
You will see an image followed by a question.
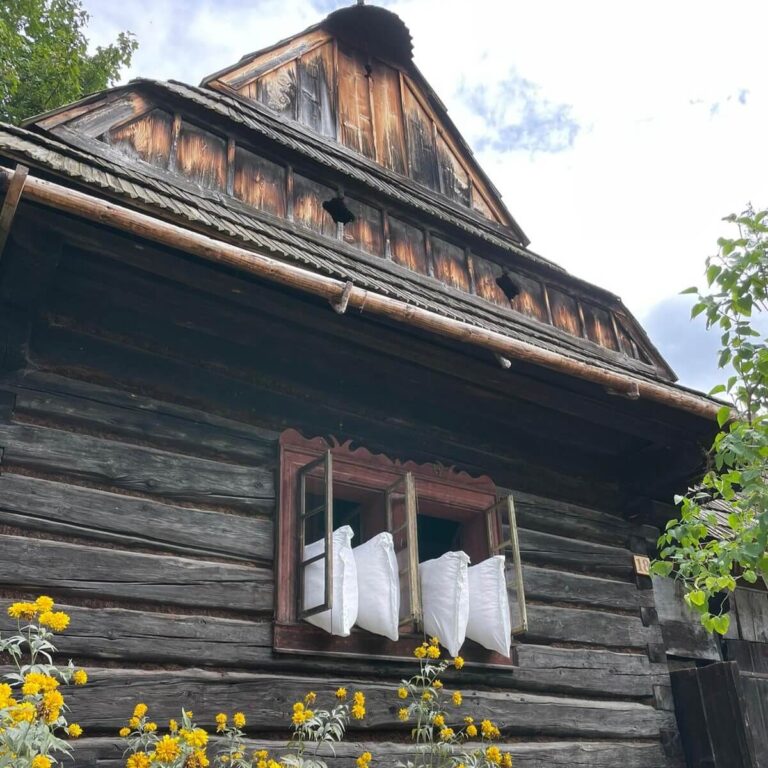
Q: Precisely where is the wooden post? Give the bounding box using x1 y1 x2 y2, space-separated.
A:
0 165 29 258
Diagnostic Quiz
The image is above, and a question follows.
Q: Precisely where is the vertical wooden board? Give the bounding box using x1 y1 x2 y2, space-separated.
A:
292 173 337 238
105 109 173 169
472 186 498 222
670 667 715 768
370 61 406 175
253 61 297 120
743 675 768 767
436 133 470 205
614 317 639 358
548 288 582 336
402 81 439 191
470 255 508 307
233 146 286 218
726 639 768 674
430 236 470 292
342 197 383 256
388 216 428 275
582 302 620 351
736 589 768 642
297 43 336 139
337 45 375 159
176 122 227 192
510 273 549 324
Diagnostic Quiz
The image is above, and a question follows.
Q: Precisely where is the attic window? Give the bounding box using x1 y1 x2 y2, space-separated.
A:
323 196 356 225
496 272 520 303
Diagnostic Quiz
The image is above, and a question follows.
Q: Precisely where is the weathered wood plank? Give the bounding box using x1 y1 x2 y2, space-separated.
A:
518 528 634 578
0 422 274 512
522 565 652 610
0 535 272 612
4 370 278 463
0 604 272 666
735 588 768 643
524 604 656 648
72 737 678 768
65 669 674 739
0 472 273 562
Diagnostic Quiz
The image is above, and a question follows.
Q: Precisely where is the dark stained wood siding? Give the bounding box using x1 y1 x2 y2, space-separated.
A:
371 61 407 175
436 133 470 206
337 45 375 159
253 61 297 120
470 255 508 308
343 196 384 256
389 216 428 275
402 81 439 192
548 287 582 336
430 236 470 292
297 43 336 139
583 301 619 351
105 109 174 169
292 172 337 237
176 122 227 191
510 272 549 324
233 146 286 217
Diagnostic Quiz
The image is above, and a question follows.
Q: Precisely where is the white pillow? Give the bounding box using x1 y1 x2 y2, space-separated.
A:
303 525 358 636
353 532 400 641
419 551 470 657
466 556 512 657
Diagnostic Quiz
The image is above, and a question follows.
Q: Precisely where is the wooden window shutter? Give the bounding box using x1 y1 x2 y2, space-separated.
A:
386 472 422 631
485 495 528 635
297 450 334 619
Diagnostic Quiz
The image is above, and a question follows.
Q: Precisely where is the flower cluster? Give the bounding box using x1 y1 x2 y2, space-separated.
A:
395 638 512 768
0 596 86 768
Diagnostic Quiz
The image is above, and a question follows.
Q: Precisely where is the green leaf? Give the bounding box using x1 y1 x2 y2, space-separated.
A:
689 590 706 607
650 560 673 577
680 286 699 295
717 406 732 427
743 570 758 583
713 614 731 635
709 384 726 395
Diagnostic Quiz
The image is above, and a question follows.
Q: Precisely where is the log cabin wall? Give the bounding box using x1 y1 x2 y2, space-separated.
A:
0 207 706 768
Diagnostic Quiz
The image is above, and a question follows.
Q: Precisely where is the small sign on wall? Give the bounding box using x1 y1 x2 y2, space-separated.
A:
634 555 651 576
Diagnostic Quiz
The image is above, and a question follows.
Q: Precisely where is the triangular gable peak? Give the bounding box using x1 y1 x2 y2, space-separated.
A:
201 4 522 239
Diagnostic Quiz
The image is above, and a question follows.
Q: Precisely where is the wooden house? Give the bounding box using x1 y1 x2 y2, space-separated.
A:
0 4 765 766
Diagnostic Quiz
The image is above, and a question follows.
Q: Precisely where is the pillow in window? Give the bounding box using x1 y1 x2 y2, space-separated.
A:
353 532 400 641
419 551 470 657
466 555 512 657
303 525 358 636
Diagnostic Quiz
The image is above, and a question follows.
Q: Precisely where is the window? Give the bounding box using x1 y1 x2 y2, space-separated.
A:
275 429 527 664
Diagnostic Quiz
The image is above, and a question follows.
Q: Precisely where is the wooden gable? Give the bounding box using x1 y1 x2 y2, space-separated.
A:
201 8 514 231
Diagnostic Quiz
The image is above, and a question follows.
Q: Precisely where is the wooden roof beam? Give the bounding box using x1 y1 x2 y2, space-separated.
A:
0 166 723 423
0 164 28 259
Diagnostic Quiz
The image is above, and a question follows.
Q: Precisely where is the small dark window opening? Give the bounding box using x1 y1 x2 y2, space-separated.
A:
323 196 356 225
709 590 731 616
496 272 520 303
417 514 462 562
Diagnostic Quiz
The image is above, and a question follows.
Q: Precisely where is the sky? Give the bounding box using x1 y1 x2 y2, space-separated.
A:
81 0 768 393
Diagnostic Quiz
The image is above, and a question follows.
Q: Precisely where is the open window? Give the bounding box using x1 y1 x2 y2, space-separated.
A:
275 429 527 663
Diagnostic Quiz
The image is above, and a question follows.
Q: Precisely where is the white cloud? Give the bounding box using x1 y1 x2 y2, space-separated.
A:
81 0 768 391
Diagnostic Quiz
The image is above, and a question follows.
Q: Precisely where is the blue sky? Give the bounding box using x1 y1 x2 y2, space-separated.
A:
81 0 768 392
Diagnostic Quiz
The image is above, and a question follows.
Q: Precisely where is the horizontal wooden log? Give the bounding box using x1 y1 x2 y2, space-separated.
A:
524 604 656 648
0 534 272 612
65 669 674 739
5 371 278 462
518 528 633 578
0 604 272 666
72 737 679 768
522 565 652 610
0 422 274 512
0 472 272 562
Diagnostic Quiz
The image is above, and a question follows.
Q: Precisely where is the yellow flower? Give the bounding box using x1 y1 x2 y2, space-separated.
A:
414 646 427 659
185 710 194 718
433 714 445 728
429 636 440 646
133 703 148 719
31 757 52 768
464 716 474 724
126 753 151 768
481 720 500 739
421 692 432 702
267 761 281 768
433 680 443 689
38 610 70 632
169 719 179 733
439 727 455 741
293 702 305 713
188 751 210 768
73 669 88 686
336 687 348 700
8 601 37 620
41 689 64 723
11 701 37 723
466 724 478 738
486 746 502 765
351 704 365 720
68 723 83 738
233 712 246 729
35 596 55 612
398 707 409 721
22 672 59 695
502 752 513 768
353 691 365 706
426 645 440 659
452 691 462 706
255 750 269 760
304 692 317 705
0 682 13 707
397 687 408 699
129 716 141 729
182 728 209 748
356 751 372 768
144 722 157 732
453 656 464 670
153 735 181 762
215 713 228 732
119 727 131 737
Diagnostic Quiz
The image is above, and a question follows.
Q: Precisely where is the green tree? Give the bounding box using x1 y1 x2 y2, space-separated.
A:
0 0 137 125
652 206 768 635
